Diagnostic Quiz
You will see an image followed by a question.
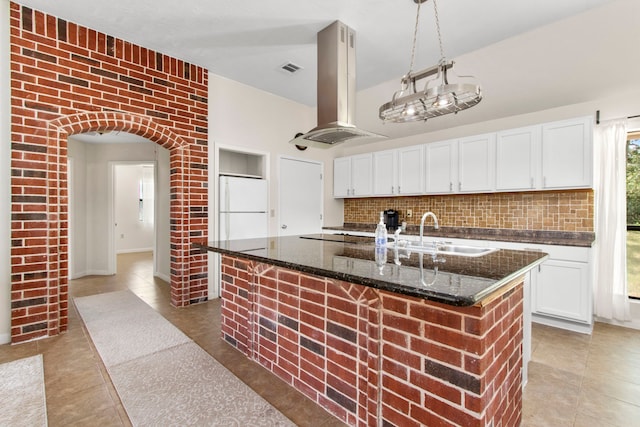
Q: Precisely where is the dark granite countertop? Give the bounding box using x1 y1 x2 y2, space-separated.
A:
194 234 548 307
324 224 595 247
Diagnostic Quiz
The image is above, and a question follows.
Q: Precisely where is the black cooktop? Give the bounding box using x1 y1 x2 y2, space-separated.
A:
299 233 393 245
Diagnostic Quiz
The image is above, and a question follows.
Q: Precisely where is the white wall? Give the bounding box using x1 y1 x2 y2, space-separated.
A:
0 0 10 344
208 74 344 235
67 139 87 279
349 0 640 147
155 146 171 282
114 164 155 254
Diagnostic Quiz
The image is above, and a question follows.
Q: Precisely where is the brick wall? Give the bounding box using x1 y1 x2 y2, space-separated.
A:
221 255 524 426
345 189 594 232
9 3 208 343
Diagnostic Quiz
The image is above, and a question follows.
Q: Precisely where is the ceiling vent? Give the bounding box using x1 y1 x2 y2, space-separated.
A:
280 62 303 74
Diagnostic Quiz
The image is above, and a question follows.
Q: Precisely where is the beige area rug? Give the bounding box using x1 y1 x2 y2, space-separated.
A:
0 354 48 426
75 290 294 426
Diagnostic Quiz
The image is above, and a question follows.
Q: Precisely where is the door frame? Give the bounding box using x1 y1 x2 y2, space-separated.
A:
107 160 157 275
277 155 324 236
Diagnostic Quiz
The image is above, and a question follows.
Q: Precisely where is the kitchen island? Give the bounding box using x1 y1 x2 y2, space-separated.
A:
195 235 547 426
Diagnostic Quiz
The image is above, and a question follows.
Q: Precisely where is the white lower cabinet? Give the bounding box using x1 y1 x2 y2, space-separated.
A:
490 241 592 333
533 259 590 323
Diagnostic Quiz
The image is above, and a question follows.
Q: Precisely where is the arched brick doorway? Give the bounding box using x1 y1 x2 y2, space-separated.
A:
9 4 209 343
10 111 208 343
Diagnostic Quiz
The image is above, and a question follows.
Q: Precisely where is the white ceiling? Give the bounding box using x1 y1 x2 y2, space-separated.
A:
17 0 616 107
16 0 638 142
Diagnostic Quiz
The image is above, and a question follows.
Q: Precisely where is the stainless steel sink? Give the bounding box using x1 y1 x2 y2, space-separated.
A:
437 245 497 256
389 241 497 257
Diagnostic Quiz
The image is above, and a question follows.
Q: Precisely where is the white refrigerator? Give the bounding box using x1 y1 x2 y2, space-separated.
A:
219 175 268 240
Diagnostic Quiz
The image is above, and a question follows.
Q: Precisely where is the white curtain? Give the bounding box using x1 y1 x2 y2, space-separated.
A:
593 119 630 321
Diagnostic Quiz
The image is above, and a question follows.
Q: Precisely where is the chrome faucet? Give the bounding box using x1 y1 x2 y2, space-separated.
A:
420 212 439 246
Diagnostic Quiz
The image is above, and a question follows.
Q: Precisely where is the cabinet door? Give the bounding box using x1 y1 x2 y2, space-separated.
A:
350 154 373 197
496 126 540 191
533 260 590 323
373 150 397 196
542 117 593 189
398 145 424 195
333 157 351 198
458 134 495 193
425 140 457 194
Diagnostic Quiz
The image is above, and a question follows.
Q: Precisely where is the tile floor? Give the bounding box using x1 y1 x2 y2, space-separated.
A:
0 252 639 426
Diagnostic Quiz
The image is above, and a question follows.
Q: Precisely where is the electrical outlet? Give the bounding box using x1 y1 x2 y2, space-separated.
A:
406 209 412 218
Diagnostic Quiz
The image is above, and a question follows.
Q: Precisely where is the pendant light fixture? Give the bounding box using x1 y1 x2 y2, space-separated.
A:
378 0 482 123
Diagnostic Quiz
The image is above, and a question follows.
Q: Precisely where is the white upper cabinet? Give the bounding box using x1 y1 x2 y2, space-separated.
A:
425 140 457 194
458 133 496 193
496 125 541 191
351 154 374 197
333 157 352 198
333 116 592 198
333 154 374 198
397 145 424 195
373 149 397 196
541 117 593 189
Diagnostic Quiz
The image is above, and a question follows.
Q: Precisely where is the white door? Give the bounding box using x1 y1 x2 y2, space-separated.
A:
458 133 495 193
425 140 457 194
219 212 268 240
496 126 540 191
398 145 424 195
541 117 593 189
333 157 351 197
279 157 323 236
373 150 396 196
350 153 373 197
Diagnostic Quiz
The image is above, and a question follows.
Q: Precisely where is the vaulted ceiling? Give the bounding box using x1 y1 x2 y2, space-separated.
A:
17 0 638 140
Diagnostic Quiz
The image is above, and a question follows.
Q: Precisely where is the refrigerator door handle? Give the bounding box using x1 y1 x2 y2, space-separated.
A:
223 177 230 240
224 178 230 212
225 212 230 240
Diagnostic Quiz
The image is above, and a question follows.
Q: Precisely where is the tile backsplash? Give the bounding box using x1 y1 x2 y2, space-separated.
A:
344 190 594 232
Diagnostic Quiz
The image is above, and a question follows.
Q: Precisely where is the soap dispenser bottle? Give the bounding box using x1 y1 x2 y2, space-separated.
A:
375 211 388 247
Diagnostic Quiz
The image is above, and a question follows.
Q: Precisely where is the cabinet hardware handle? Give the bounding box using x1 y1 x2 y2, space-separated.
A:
398 186 401 193
543 177 547 187
449 182 453 192
458 182 462 191
391 186 394 194
531 177 534 188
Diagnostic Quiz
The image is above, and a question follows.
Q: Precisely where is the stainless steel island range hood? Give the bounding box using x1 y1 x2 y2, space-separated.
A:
290 21 385 149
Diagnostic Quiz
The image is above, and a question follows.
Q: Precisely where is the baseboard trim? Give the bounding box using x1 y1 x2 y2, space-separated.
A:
0 331 10 344
532 314 593 334
594 316 640 331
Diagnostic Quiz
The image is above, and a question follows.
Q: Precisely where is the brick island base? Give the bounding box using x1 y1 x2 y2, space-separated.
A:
220 255 524 427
